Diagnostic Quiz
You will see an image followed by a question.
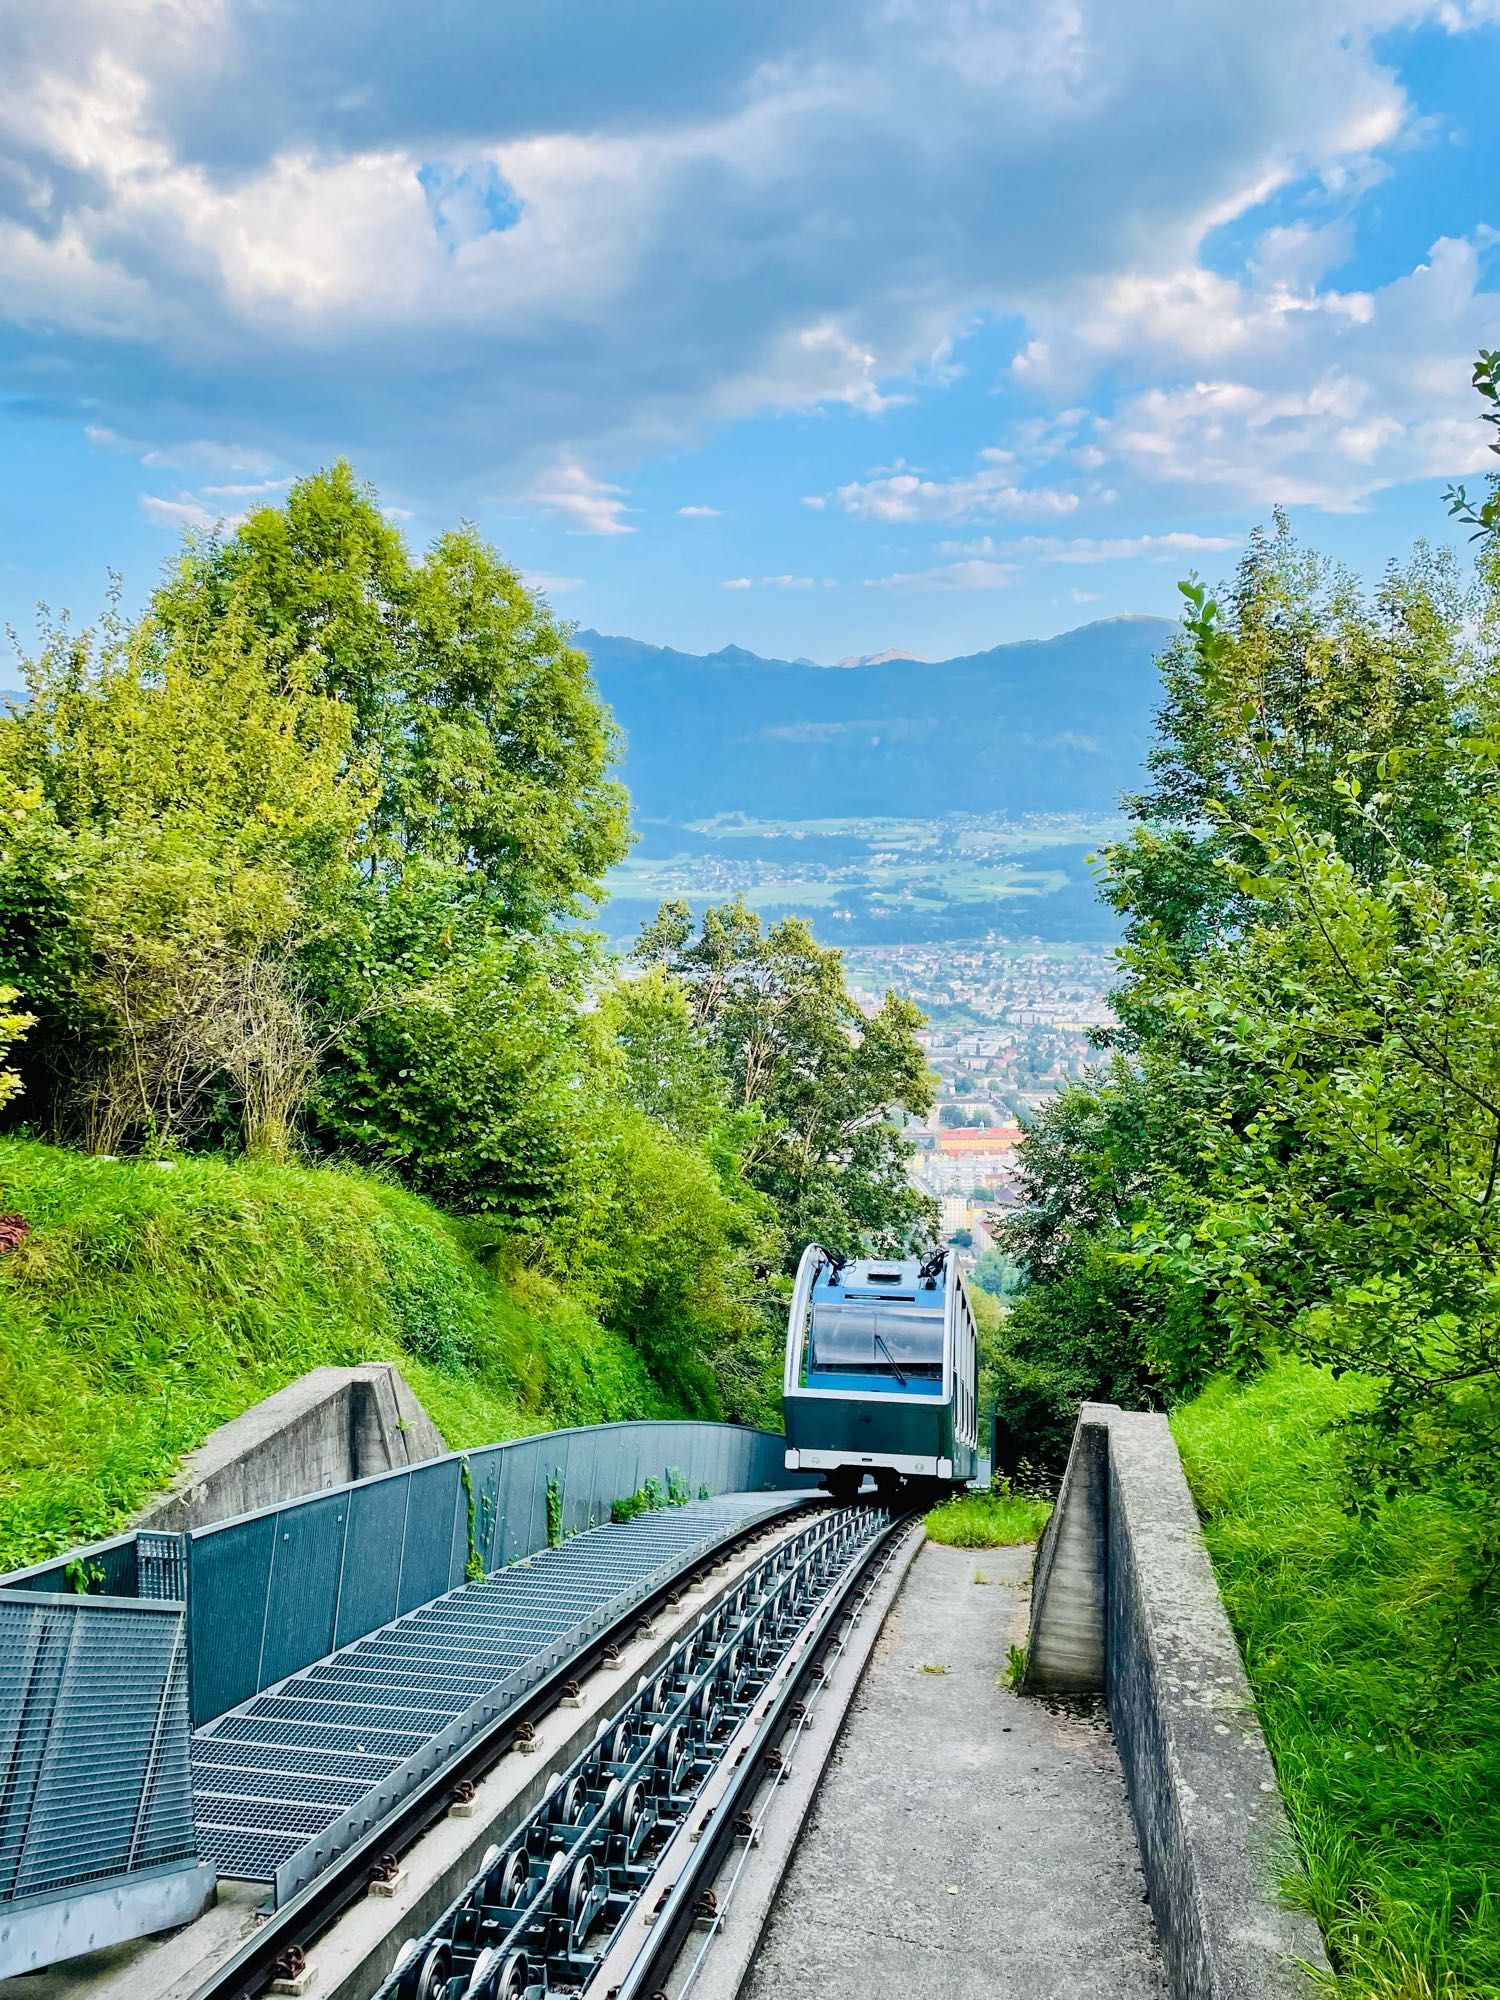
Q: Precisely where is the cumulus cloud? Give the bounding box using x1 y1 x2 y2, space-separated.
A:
1011 232 1498 509
139 492 231 530
814 464 1080 523
722 574 824 589
0 0 1495 520
678 504 721 517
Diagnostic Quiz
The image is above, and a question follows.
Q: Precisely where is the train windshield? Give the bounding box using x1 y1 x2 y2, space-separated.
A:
807 1299 943 1384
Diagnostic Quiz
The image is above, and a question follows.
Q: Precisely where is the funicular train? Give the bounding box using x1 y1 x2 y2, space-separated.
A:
781 1243 979 1502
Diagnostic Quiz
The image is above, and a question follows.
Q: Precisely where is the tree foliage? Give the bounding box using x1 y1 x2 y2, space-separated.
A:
1004 406 1500 1580
0 466 923 1423
152 463 628 919
633 898 936 1260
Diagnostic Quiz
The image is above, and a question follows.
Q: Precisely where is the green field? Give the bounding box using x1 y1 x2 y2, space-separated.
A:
605 812 1124 943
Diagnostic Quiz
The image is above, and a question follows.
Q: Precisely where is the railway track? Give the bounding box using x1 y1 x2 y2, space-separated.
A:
359 1502 912 2000
186 1499 836 2000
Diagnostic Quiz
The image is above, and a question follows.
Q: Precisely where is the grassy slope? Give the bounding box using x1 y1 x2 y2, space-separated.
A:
1173 1359 1500 1999
0 1138 670 1571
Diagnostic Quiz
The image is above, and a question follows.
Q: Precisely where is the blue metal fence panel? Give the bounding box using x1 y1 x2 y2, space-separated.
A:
333 1471 408 1649
184 1513 277 1724
259 1492 346 1690
1 1534 142 1600
395 1458 462 1615
174 1420 797 1726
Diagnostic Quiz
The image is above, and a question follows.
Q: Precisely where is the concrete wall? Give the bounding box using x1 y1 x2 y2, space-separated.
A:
134 1364 446 1533
1024 1403 1330 2000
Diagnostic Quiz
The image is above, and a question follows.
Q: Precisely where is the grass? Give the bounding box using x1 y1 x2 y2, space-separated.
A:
924 1487 1052 1548
1173 1358 1500 1998
0 1137 671 1571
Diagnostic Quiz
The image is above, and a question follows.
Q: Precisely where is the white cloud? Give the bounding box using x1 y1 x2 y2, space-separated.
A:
139 492 227 530
678 504 721 517
813 464 1080 523
0 0 1482 498
867 559 1018 591
1010 232 1498 509
936 530 1240 562
722 573 820 589
520 569 584 595
140 440 278 474
202 476 293 498
528 463 634 535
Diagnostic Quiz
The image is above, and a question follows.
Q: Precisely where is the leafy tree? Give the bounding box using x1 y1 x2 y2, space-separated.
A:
634 899 936 1260
0 604 367 1151
1444 349 1500 545
305 865 601 1226
970 1245 1021 1299
1125 664 1500 1547
1004 506 1495 1487
151 463 629 922
0 986 32 1111
571 1105 778 1419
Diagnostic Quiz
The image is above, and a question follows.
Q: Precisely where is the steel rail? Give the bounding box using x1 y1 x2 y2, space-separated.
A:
373 1505 891 2000
598 1507 916 2000
669 1517 916 2000
186 1499 813 2000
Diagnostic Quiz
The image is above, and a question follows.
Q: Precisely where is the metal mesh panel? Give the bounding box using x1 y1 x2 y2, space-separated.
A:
0 1593 197 1904
193 1491 799 1893
135 1532 187 1601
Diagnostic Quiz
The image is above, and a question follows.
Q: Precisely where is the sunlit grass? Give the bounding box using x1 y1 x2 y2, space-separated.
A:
924 1487 1052 1547
0 1137 668 1570
1174 1359 1500 1998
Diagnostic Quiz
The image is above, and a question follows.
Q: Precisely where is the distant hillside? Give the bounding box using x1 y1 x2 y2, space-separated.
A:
579 617 1174 821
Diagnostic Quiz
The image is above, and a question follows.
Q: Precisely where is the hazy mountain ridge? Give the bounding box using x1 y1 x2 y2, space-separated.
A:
579 616 1174 821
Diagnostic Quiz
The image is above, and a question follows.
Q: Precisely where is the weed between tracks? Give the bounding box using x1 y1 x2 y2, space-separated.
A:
923 1487 1051 1548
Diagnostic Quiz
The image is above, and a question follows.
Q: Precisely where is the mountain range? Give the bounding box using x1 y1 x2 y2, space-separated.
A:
579 616 1174 823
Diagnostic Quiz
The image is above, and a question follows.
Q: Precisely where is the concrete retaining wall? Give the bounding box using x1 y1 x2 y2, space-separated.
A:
1024 1402 1330 2000
134 1364 446 1532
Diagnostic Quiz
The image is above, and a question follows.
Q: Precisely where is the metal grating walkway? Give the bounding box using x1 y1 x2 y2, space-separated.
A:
192 1492 800 1895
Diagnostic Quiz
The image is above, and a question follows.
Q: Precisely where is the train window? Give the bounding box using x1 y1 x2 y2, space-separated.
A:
808 1300 943 1378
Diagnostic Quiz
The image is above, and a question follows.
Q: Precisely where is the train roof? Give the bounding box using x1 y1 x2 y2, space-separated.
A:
809 1250 952 1302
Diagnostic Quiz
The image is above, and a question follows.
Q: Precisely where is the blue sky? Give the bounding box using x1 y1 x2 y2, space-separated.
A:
1 0 1497 666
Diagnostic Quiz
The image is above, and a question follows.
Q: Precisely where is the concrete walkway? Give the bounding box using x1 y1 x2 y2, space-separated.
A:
743 1539 1168 2000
